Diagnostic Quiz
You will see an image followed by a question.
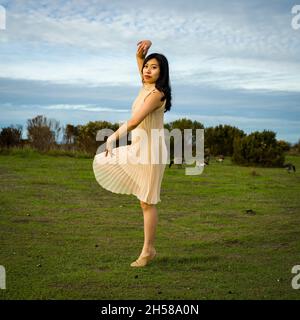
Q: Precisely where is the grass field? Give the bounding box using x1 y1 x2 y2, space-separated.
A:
0 149 300 300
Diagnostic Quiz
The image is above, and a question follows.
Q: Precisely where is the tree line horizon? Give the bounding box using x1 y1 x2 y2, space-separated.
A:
0 114 299 167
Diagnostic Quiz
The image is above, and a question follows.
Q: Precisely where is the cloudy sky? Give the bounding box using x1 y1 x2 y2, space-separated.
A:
0 0 299 143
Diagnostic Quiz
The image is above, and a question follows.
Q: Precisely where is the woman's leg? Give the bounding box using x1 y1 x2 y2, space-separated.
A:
140 200 158 256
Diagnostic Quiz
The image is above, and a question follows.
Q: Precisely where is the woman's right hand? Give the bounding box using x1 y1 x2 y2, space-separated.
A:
105 136 114 157
136 40 152 58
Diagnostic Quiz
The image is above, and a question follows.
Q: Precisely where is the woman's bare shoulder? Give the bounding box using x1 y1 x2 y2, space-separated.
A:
154 88 165 100
151 90 166 108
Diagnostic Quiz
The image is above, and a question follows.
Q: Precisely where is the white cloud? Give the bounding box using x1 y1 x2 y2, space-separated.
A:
168 113 300 127
44 104 129 112
0 57 137 86
0 0 299 92
0 0 299 143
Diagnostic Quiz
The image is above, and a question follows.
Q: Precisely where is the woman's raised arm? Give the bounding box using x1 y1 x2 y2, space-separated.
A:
136 40 152 81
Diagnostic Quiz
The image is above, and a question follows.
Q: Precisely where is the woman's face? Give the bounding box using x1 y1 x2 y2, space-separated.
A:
143 58 160 84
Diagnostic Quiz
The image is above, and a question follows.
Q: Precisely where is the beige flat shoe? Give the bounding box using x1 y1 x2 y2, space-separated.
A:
130 248 156 267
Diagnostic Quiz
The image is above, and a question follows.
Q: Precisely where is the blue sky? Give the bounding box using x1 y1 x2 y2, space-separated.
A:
0 0 299 143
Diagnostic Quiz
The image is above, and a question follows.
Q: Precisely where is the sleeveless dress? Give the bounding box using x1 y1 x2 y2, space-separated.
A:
92 82 168 204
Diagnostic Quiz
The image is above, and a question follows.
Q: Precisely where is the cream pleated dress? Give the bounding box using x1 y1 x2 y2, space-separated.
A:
92 82 168 204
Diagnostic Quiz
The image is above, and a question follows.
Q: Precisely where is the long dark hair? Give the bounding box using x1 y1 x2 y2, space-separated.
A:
142 53 172 113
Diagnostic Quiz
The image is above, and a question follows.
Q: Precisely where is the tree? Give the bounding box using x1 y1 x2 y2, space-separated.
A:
204 124 246 156
27 115 61 152
63 124 79 150
0 125 22 149
232 130 285 167
167 118 205 162
277 140 291 152
76 120 119 155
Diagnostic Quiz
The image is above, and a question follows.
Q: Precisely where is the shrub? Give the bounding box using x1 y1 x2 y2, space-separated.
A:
0 125 22 149
232 130 285 167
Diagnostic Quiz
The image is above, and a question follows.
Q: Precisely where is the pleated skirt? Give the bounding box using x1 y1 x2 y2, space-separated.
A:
92 144 166 204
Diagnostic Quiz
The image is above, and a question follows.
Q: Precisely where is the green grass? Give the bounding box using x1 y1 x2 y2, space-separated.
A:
0 150 300 299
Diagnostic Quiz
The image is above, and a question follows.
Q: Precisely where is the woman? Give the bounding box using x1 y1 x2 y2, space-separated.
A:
93 40 172 267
